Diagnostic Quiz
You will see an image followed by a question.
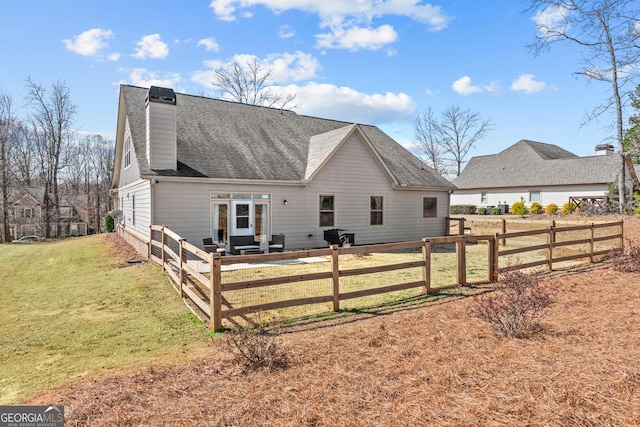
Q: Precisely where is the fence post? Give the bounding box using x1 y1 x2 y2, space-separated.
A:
620 220 624 252
148 225 152 260
589 223 595 263
488 235 496 282
161 225 167 272
458 218 465 236
421 238 431 295
210 254 222 331
457 236 467 286
547 226 554 271
501 219 506 246
493 233 500 279
179 238 186 298
331 245 340 312
445 217 450 236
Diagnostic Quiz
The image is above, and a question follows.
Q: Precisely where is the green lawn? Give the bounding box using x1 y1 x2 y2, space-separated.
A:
0 235 210 405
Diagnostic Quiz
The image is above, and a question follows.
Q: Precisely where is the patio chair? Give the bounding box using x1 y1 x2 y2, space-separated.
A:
268 234 285 253
203 237 226 256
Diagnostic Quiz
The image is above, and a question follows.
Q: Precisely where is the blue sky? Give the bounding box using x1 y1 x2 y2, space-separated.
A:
0 0 627 165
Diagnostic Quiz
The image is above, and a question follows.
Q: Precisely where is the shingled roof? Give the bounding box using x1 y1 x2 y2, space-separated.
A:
453 139 630 189
118 85 453 190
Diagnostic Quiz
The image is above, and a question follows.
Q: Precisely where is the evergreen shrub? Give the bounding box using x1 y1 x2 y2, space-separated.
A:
530 202 543 214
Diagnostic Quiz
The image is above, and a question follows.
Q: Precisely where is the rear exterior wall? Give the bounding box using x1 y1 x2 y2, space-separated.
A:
152 133 449 250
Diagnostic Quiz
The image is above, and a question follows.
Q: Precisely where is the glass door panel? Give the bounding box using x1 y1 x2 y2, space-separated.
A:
210 202 229 243
254 202 269 245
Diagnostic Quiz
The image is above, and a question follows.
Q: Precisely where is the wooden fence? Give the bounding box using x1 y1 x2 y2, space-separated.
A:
449 217 623 270
149 219 623 331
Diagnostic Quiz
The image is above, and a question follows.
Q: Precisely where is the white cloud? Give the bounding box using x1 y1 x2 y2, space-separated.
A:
192 52 321 86
278 82 416 124
266 51 321 82
210 0 451 29
278 25 295 39
132 34 169 59
532 4 570 36
63 28 114 57
316 24 398 51
208 0 451 52
107 53 121 62
126 68 181 88
452 76 483 95
198 37 220 52
510 74 547 93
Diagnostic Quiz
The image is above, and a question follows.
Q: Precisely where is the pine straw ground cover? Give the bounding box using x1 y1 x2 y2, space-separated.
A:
31 219 640 426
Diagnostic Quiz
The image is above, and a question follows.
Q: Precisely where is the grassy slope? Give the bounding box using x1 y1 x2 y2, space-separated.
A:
0 235 210 405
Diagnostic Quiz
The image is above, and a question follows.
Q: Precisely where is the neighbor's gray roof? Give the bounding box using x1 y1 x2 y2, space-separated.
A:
453 139 626 189
120 85 453 189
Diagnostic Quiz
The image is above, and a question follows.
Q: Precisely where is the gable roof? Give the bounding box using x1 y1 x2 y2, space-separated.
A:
115 85 453 190
453 139 633 189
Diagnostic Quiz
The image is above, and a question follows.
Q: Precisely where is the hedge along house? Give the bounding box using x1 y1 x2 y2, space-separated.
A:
111 85 454 254
451 139 640 211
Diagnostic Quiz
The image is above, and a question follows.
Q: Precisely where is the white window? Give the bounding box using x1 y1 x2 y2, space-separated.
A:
481 192 487 204
319 194 335 227
124 135 131 169
370 195 383 226
22 208 33 218
422 196 438 218
529 191 541 202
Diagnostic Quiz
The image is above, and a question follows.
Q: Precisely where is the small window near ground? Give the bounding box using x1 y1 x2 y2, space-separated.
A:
422 197 438 218
370 196 383 226
529 191 541 202
481 192 487 204
319 194 335 227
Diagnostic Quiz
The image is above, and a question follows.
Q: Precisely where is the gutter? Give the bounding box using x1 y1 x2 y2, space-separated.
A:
140 175 311 187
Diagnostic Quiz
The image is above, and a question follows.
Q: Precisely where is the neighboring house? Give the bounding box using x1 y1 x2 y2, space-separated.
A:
451 140 639 210
111 85 454 252
0 187 88 240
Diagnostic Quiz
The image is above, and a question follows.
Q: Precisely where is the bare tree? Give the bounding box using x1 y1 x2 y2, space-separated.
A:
212 57 297 109
12 122 36 187
528 0 640 210
77 134 114 232
25 77 76 238
414 107 451 175
414 106 493 177
0 90 16 242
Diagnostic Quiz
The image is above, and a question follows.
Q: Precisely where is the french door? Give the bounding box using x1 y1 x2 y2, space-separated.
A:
211 193 271 246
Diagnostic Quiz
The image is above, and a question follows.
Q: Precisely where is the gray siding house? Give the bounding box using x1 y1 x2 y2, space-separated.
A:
451 139 639 209
111 85 454 252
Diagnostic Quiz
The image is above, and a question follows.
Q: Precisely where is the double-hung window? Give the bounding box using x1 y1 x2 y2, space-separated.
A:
319 195 335 227
481 192 487 204
422 196 438 218
370 195 383 226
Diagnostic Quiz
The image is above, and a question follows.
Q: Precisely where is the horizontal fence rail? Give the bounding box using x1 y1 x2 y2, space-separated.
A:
493 221 623 273
148 220 623 331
